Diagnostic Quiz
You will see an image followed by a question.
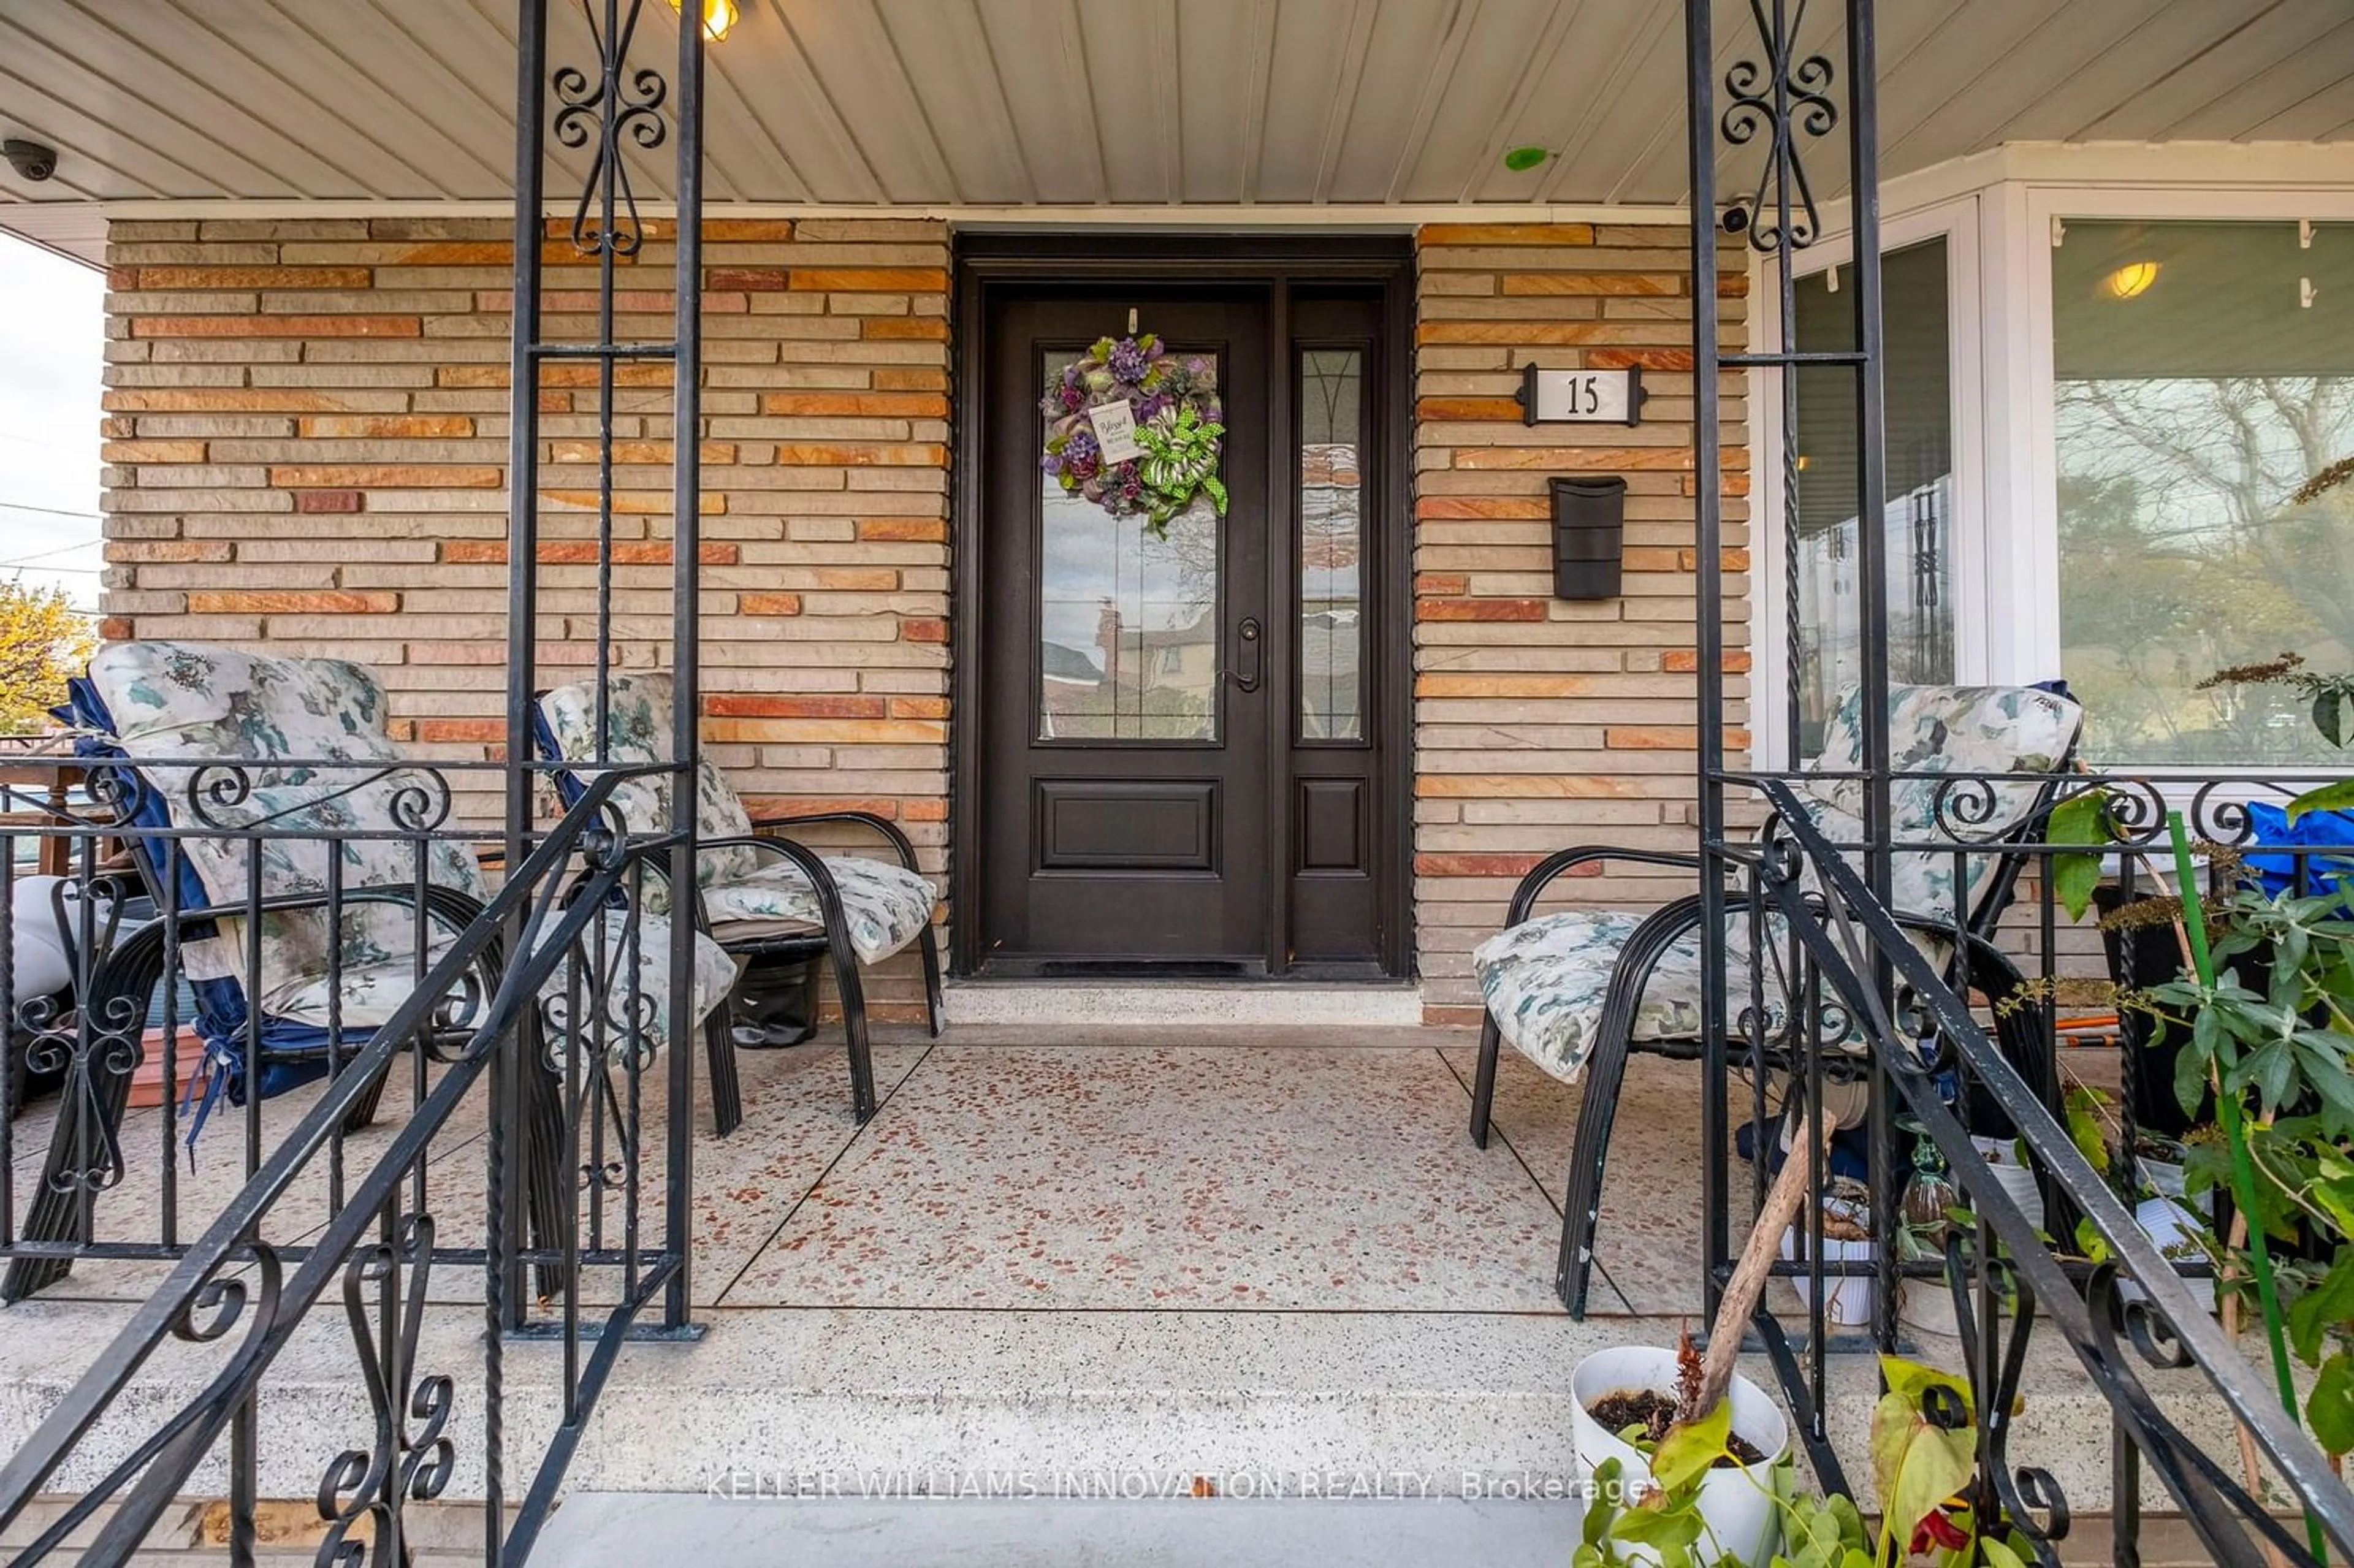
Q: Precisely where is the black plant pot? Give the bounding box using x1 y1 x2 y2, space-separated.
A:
2093 883 2219 1140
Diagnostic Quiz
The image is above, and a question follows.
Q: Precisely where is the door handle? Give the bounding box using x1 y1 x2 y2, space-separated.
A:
1232 616 1263 693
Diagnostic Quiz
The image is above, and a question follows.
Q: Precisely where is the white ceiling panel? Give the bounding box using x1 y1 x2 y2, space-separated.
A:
0 0 2348 249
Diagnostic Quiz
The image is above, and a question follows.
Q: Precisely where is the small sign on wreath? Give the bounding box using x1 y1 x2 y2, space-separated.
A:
1040 333 1227 539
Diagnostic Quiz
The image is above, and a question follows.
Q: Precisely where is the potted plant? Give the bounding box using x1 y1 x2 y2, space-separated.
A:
1778 1188 1876 1329
1571 1335 2036 1568
1568 1112 2040 1566
1570 1338 1789 1566
2138 826 2354 1499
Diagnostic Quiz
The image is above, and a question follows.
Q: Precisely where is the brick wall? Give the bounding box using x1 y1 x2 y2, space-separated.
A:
98 215 950 1014
97 212 1748 1018
1411 222 1750 1020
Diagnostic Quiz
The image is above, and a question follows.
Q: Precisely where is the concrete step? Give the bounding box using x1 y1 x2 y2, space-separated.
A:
939 981 1425 1028
529 1496 1577 1567
0 1296 2230 1521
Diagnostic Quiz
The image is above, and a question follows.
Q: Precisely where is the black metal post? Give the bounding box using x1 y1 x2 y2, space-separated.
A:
1685 0 1732 1336
666 0 706 1335
1842 0 1899 1353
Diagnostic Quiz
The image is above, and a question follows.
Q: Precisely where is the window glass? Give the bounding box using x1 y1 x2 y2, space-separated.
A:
1300 348 1365 741
1037 349 1221 742
2053 219 2354 764
1789 238 1956 757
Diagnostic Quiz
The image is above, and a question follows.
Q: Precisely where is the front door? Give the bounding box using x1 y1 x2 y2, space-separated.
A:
980 291 1271 968
962 248 1406 978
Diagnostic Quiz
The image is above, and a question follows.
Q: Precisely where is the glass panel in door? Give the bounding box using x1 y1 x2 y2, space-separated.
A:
1036 348 1221 742
1299 348 1365 742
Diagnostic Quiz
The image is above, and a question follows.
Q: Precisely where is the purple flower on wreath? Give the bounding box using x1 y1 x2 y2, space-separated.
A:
1107 338 1149 383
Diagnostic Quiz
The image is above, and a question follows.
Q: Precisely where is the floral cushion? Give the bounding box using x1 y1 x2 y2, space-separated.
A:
265 909 739 1059
538 672 940 965
90 642 488 1006
535 674 763 894
89 642 730 1046
702 854 938 966
1474 911 1787 1083
1475 685 2081 1082
1803 683 2083 924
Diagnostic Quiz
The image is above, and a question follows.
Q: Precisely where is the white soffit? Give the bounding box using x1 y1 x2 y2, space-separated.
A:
2 0 2352 265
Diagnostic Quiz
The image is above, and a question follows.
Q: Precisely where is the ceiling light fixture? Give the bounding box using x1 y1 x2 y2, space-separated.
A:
2103 261 2159 300
668 0 738 43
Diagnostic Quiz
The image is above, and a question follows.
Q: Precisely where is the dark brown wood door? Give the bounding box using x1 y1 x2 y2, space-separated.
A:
978 292 1271 969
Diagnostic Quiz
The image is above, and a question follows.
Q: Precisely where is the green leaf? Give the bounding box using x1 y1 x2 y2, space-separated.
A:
2174 1024 2212 1119
1582 1456 1620 1547
2309 1351 2354 1456
2044 790 2114 923
1650 1398 1732 1491
2287 1249 2354 1364
1503 145 1551 172
1979 1538 2028 1568
2314 688 2349 748
2287 778 2354 826
1608 1501 1704 1555
2052 853 2105 924
1880 1355 1976 1421
1871 1388 1976 1550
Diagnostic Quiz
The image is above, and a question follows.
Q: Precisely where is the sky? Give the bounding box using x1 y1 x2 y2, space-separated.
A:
0 234 105 611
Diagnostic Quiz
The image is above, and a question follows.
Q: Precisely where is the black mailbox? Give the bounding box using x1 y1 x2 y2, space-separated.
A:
1550 476 1626 600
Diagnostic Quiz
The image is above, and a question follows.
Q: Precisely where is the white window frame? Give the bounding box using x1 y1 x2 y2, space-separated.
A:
2018 185 2354 709
1751 195 1986 770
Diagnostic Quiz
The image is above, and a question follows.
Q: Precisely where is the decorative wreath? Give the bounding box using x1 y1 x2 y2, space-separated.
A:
1038 334 1228 538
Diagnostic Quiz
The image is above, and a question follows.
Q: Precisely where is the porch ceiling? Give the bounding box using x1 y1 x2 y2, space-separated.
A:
3 0 2353 257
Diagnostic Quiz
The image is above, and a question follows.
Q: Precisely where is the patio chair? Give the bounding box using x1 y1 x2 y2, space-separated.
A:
1466 683 2084 1317
6 642 734 1303
533 673 943 1127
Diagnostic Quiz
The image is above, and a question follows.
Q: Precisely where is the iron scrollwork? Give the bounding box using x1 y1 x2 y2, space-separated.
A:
317 1214 455 1568
553 0 670 257
1720 0 1838 255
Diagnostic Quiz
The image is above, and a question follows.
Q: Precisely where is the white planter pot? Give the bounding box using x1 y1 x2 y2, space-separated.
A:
1571 1347 1790 1568
1780 1226 1876 1328
2119 1196 2209 1306
2138 1156 2187 1200
1971 1134 2046 1233
1897 1277 1962 1338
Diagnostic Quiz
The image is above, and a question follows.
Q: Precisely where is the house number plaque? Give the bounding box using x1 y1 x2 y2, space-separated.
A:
1517 365 1647 427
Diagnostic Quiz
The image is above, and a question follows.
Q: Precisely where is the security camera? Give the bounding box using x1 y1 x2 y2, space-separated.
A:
4 140 57 182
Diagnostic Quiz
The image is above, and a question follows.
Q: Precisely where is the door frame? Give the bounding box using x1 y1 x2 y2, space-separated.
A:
949 232 1415 980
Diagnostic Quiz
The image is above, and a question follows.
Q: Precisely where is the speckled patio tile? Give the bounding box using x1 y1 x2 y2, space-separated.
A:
1437 1040 1771 1318
425 1037 933 1311
6 1036 928 1312
722 1045 1569 1312
9 1065 492 1304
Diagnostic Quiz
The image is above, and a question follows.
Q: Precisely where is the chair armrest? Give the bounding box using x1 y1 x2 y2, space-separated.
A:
1503 846 1705 927
744 809 922 877
111 886 497 974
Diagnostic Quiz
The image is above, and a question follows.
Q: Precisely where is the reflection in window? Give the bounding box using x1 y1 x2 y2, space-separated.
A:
1037 350 1221 741
1790 238 1956 757
1301 349 1364 740
2054 219 2354 764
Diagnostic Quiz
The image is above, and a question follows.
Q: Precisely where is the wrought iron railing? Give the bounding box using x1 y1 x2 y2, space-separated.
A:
0 751 703 1562
0 0 715 1558
1703 765 2354 1566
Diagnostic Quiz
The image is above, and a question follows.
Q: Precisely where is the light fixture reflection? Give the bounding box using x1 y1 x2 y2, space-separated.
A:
2103 261 2159 300
668 0 739 42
